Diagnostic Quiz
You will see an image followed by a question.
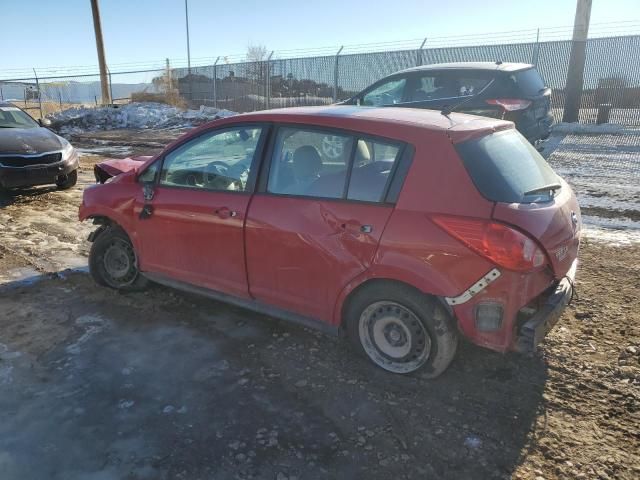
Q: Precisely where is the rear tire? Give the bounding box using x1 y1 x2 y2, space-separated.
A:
56 169 78 190
89 226 148 291
345 282 458 378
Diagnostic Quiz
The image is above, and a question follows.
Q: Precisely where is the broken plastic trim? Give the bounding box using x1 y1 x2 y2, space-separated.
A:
445 268 501 306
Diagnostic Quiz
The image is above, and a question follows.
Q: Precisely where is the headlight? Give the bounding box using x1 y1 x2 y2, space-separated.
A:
59 137 76 161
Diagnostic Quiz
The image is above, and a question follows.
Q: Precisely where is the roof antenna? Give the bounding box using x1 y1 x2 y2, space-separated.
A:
441 62 501 117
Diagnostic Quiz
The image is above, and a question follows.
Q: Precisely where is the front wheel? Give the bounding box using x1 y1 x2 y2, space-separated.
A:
89 226 148 291
56 169 78 190
345 283 458 377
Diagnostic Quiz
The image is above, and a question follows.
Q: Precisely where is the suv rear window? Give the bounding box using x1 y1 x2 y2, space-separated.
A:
510 68 545 96
455 129 560 204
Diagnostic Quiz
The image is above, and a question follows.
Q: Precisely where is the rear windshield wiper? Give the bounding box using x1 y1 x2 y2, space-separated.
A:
523 183 561 197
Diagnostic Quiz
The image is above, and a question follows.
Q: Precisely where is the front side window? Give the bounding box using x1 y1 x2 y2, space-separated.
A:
362 78 407 106
268 128 353 198
160 127 262 192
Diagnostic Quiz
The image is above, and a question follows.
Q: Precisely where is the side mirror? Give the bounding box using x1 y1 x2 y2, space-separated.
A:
142 182 155 201
38 118 52 127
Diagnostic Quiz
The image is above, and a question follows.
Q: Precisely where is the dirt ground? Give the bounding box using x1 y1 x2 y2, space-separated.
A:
0 130 638 479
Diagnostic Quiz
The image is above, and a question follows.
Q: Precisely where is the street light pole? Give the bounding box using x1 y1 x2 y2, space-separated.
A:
185 0 191 75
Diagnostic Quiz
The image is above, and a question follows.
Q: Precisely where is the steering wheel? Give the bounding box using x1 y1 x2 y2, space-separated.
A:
205 161 243 190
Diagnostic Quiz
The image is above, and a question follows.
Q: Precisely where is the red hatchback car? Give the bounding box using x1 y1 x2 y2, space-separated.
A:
79 106 580 377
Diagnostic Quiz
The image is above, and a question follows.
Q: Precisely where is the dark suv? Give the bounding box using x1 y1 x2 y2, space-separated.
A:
342 62 553 144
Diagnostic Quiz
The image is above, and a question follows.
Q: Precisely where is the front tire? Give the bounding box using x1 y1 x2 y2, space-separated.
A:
56 169 78 190
345 282 458 378
89 226 148 291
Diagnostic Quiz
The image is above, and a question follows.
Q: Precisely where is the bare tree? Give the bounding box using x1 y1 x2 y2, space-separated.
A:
246 44 268 84
247 44 268 62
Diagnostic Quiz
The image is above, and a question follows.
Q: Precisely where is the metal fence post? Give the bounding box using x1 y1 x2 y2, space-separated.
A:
107 67 113 104
531 29 540 66
213 56 220 108
33 69 42 119
266 51 274 109
333 46 343 103
416 38 427 66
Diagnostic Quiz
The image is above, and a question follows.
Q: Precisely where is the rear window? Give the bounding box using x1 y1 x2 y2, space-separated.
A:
455 129 560 204
510 68 545 96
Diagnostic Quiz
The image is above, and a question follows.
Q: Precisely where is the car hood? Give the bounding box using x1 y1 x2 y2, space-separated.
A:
94 156 152 182
0 127 63 154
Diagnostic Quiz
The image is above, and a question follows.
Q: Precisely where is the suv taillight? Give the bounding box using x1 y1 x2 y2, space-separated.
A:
432 216 547 272
485 98 532 112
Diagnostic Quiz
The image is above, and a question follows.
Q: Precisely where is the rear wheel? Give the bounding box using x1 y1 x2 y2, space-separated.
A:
56 169 78 190
345 282 458 377
89 226 148 291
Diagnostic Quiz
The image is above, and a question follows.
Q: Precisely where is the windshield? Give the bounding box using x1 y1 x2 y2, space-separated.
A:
456 129 560 204
0 106 39 128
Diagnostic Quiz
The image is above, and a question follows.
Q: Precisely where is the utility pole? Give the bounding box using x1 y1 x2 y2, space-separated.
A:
562 0 592 123
90 0 111 105
185 0 192 75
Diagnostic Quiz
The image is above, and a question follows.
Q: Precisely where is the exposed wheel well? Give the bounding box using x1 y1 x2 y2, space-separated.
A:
86 216 128 243
340 278 454 331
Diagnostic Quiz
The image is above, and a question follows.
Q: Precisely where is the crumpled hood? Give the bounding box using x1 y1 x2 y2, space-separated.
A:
0 127 63 154
94 155 153 182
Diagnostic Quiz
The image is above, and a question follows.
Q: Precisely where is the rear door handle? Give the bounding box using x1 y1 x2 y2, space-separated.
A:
214 207 237 219
341 222 373 234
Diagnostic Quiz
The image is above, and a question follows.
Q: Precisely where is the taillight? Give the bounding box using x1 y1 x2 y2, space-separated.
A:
432 216 547 272
485 98 532 111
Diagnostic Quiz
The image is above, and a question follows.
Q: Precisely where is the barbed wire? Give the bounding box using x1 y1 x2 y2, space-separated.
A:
1 20 639 81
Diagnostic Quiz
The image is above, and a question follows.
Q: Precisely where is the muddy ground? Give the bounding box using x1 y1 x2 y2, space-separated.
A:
0 130 638 479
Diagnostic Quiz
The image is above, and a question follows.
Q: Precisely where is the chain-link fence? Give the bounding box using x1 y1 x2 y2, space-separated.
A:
167 34 640 125
1 35 639 125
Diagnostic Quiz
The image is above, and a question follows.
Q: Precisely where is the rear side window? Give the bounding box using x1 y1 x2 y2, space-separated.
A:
509 68 545 96
348 140 401 202
408 72 492 102
268 128 353 198
456 129 560 204
266 126 405 203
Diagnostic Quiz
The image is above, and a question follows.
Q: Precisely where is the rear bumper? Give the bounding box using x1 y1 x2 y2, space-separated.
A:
515 274 574 353
0 156 78 188
452 259 577 353
518 112 553 143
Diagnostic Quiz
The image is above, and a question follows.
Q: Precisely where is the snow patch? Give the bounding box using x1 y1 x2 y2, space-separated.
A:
582 225 640 246
553 122 640 135
48 102 237 133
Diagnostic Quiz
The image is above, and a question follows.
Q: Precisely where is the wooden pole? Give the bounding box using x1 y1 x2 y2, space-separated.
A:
562 0 592 123
90 0 111 104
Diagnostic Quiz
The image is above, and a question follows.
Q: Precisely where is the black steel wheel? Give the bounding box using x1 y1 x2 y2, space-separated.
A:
89 226 148 291
345 281 458 377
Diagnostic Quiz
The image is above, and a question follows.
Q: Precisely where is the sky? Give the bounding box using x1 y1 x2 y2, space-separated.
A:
0 0 639 77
